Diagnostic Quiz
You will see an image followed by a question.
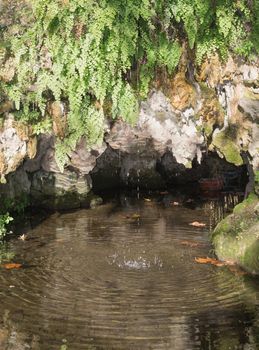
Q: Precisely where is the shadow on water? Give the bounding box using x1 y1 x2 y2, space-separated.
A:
0 191 258 350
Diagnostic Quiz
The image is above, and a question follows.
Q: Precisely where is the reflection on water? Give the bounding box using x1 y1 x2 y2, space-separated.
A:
0 192 258 350
202 192 243 230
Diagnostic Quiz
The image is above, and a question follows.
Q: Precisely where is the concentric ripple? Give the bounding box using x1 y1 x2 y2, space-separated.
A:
0 195 259 350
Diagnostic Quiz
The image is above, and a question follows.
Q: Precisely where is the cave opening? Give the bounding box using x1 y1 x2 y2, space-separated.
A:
90 148 249 202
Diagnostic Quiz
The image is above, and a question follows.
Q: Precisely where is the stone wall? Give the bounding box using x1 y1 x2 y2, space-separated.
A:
0 54 258 209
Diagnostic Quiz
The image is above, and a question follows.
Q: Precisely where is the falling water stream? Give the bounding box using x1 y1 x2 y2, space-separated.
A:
0 192 259 350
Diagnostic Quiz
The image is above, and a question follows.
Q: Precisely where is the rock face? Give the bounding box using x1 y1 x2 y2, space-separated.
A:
30 170 93 210
0 115 29 181
0 54 258 209
138 91 204 165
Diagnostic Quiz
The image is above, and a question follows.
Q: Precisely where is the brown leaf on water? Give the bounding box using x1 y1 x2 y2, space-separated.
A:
195 257 225 267
144 198 152 202
210 260 226 267
131 213 141 219
195 257 211 264
189 221 206 227
160 191 169 195
3 263 22 270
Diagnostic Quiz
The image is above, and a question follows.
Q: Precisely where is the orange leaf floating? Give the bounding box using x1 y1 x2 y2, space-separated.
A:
189 221 206 227
195 257 211 264
3 263 22 270
195 257 225 267
160 191 169 195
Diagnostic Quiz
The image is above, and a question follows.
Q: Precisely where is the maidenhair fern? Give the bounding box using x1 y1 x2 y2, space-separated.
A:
0 0 258 170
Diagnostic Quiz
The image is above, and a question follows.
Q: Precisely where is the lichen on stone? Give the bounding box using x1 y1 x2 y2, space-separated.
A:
212 128 243 166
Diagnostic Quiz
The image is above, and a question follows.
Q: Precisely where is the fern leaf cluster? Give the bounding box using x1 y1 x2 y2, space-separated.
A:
0 0 258 170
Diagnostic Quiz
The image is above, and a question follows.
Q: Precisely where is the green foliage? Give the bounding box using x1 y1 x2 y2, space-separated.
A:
1 0 258 169
0 243 15 263
0 213 13 238
33 118 52 135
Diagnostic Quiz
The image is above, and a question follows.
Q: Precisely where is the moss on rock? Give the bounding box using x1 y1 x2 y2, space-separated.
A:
212 194 259 274
212 130 243 166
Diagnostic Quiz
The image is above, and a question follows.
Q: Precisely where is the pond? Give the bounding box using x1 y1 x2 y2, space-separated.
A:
0 192 259 350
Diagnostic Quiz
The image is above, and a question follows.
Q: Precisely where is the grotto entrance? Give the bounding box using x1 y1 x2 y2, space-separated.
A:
90 148 249 199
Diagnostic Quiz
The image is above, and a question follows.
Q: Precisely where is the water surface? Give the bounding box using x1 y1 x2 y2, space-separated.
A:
0 193 259 350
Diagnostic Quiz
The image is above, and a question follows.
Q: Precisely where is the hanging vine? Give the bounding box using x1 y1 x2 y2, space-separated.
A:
0 0 257 170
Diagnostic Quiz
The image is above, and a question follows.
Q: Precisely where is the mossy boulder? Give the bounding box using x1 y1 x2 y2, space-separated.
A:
212 194 259 274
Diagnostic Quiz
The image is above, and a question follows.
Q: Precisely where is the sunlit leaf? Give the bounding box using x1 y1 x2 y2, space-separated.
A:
3 263 22 269
195 257 238 269
131 213 141 219
189 221 206 227
195 257 225 267
19 234 27 241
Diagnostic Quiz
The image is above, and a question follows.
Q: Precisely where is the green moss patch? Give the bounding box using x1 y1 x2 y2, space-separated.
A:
212 130 243 166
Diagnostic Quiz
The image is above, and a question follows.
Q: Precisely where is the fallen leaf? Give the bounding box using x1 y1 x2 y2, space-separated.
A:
225 260 236 266
144 198 152 202
195 257 211 264
3 263 22 270
189 221 206 227
172 201 179 206
19 234 27 241
210 260 226 267
160 191 169 195
195 257 225 267
131 213 141 219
